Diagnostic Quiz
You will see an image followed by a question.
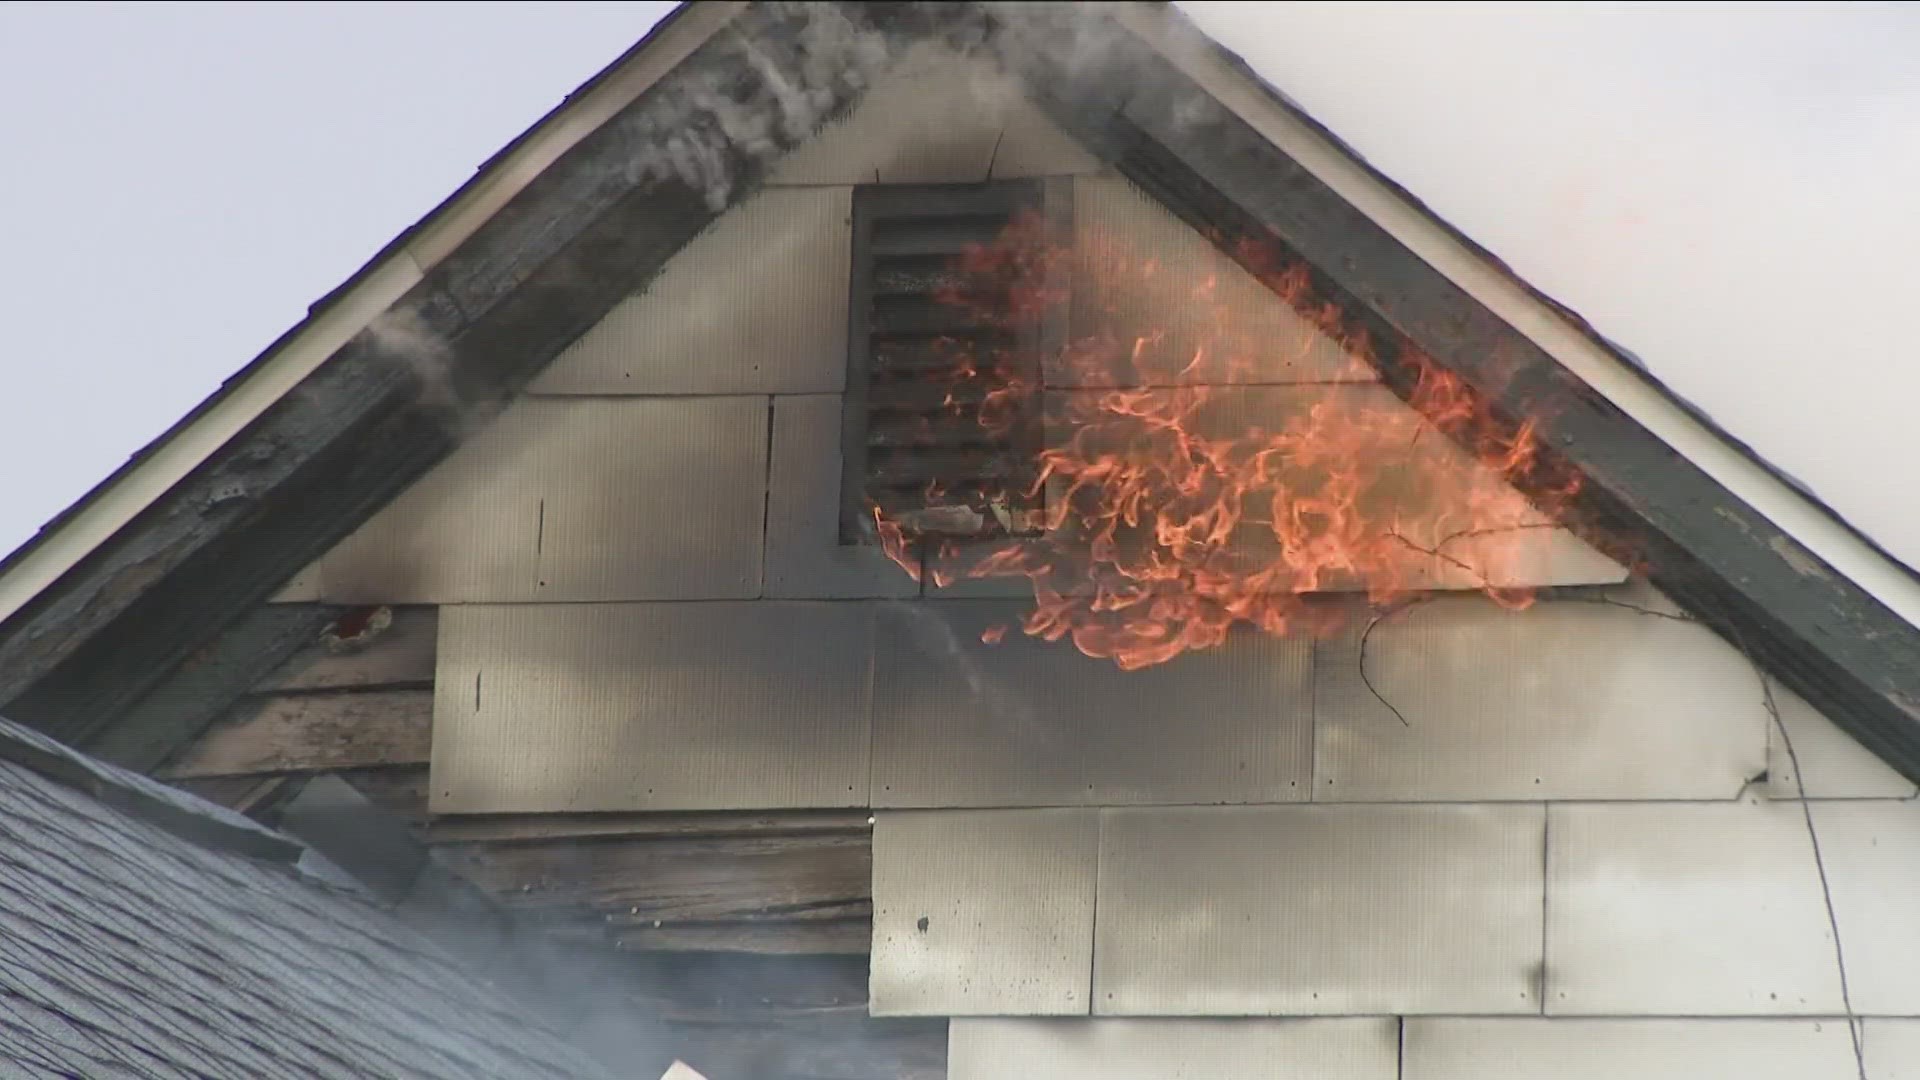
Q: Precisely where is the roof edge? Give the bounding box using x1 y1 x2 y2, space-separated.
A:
1116 2 1920 635
0 1 732 631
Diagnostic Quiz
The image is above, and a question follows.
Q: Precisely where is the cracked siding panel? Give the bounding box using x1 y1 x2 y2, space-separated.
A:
1866 1020 1920 1079
1403 1019 1859 1080
990 103 1104 179
1767 678 1918 799
1095 803 1544 1016
1806 801 1920 1015
430 602 872 814
870 808 1098 1017
311 398 766 604
770 45 1101 185
871 600 1309 807
1315 595 1766 801
948 1018 1399 1080
528 187 851 395
765 395 922 598
1545 801 1846 1015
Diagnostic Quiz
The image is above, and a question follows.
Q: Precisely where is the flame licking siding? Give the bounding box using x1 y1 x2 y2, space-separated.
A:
840 180 1070 546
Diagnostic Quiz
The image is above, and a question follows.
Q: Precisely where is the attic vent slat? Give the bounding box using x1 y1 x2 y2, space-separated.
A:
840 180 1070 547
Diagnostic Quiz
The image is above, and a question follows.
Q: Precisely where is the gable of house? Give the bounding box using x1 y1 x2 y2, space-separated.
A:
3 4 1920 1078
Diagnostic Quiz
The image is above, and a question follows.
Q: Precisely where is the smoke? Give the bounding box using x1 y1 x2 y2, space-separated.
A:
1177 1 1920 567
881 598 1053 747
602 1 893 210
365 305 458 407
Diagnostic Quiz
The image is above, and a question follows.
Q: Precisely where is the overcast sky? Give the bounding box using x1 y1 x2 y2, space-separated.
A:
3 2 1918 572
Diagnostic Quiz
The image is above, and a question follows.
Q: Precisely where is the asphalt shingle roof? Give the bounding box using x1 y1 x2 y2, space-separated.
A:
0 716 611 1080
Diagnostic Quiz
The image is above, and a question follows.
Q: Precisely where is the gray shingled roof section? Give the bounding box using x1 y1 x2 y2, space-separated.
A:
0 716 614 1080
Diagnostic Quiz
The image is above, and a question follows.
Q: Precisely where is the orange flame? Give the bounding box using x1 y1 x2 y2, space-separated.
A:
872 212 1588 670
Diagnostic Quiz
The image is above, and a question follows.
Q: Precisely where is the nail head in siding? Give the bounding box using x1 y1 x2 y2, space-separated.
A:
1806 801 1920 1016
429 601 872 814
765 395 922 598
1402 1018 1860 1080
1314 595 1765 801
949 1017 1400 1080
870 808 1098 1017
1094 803 1545 1016
529 186 852 396
871 600 1309 807
1544 801 1847 1016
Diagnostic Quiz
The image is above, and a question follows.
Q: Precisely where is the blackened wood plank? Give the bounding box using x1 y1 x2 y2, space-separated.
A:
446 831 872 927
162 688 431 778
254 606 437 692
612 918 871 956
426 808 871 845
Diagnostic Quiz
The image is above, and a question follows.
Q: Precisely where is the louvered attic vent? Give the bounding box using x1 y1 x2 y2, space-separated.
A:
839 179 1070 546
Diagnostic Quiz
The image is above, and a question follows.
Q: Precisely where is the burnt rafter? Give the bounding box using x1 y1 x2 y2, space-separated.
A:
995 9 1920 779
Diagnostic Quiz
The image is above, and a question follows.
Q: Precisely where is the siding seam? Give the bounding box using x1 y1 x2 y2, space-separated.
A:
1762 667 1867 1080
1539 802 1550 1017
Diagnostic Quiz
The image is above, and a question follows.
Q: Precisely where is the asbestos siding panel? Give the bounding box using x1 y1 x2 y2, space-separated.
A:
770 45 1101 185
1314 596 1766 801
765 394 923 599
1545 801 1846 1015
948 1018 1399 1080
871 601 1310 807
429 602 872 814
311 398 767 604
530 398 766 601
1866 1020 1920 1079
1806 801 1920 1015
1063 176 1369 386
529 186 852 396
1403 1019 1860 1080
1094 803 1545 1016
870 809 1098 1017
1767 679 1918 799
311 399 548 603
